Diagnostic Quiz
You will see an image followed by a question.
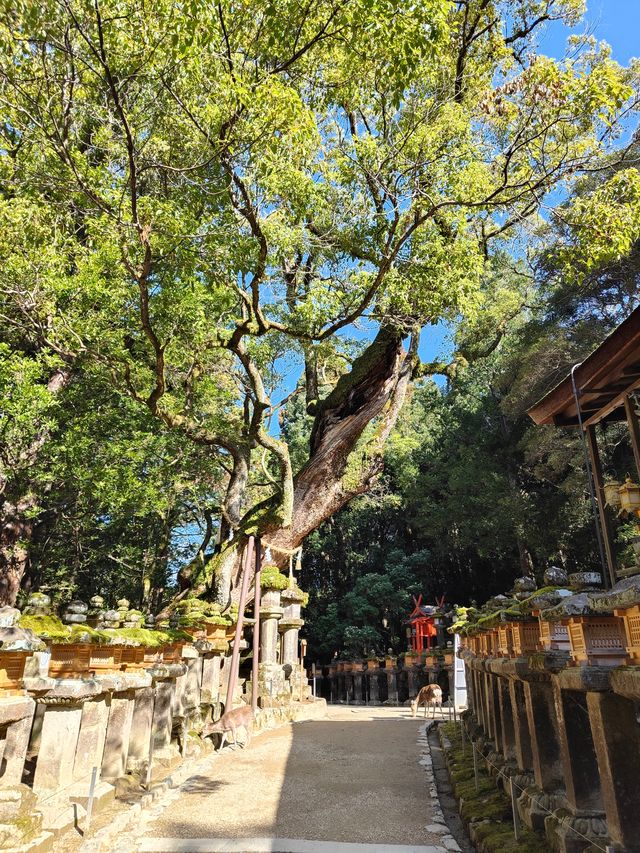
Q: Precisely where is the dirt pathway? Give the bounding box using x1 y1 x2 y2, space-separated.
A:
117 707 459 853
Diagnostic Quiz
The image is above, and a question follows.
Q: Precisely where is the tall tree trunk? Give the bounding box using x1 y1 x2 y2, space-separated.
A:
0 367 71 605
0 494 37 606
265 325 414 558
199 325 416 605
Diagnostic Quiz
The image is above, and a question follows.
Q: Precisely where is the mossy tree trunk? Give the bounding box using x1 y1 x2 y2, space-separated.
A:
0 494 37 607
0 368 71 607
181 325 416 605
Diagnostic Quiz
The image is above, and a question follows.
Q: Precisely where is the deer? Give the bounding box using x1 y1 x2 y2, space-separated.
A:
202 704 256 750
410 684 443 719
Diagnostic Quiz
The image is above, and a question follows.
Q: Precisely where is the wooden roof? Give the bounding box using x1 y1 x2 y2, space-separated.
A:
528 307 640 428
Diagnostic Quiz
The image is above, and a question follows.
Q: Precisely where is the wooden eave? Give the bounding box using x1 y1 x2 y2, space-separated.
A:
527 308 640 428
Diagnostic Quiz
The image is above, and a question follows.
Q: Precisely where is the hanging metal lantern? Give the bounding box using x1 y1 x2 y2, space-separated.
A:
618 476 640 515
603 480 622 509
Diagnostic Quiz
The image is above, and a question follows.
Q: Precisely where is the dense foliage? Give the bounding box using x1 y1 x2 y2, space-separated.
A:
1 0 639 626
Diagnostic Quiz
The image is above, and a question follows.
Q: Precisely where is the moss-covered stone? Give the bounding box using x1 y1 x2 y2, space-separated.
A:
169 597 233 628
516 587 564 614
18 614 188 648
17 614 106 644
260 565 288 590
441 722 551 853
476 607 522 629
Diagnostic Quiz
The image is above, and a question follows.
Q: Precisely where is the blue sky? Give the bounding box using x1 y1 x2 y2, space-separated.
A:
540 1 640 64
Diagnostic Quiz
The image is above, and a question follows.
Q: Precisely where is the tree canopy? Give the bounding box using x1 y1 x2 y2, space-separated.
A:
1 0 639 612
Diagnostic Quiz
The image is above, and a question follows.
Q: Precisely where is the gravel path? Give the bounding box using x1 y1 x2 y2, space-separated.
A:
129 707 453 851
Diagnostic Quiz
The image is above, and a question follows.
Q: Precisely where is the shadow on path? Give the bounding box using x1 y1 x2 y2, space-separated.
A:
138 707 448 851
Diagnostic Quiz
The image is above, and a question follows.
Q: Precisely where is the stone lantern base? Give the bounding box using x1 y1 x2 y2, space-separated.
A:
283 662 312 701
258 662 287 706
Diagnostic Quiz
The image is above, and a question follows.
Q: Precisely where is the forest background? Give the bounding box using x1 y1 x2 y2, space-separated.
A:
1 0 640 662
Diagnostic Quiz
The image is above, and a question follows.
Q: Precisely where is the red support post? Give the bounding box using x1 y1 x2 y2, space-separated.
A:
251 537 262 713
225 536 255 711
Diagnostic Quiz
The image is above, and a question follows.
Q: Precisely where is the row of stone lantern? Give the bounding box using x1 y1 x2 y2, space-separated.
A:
0 573 314 848
5 577 310 704
324 650 454 705
459 566 640 853
458 566 640 669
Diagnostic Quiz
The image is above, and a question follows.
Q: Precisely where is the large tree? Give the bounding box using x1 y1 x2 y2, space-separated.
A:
0 0 637 605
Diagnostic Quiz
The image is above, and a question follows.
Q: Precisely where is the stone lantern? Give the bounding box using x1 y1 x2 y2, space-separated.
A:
258 565 287 704
618 475 640 515
279 584 307 699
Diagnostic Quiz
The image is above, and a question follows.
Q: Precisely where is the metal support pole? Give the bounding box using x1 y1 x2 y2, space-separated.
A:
299 639 307 703
510 777 521 841
585 425 617 588
251 536 262 714
473 743 479 792
145 690 156 791
226 536 255 710
85 766 98 831
624 394 640 478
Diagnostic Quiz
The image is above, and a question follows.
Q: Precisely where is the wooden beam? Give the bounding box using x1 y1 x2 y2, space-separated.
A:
583 375 640 428
554 410 628 427
528 308 640 425
624 395 640 481
585 426 617 589
583 385 635 394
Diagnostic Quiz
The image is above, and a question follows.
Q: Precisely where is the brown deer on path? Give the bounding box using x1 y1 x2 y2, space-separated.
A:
202 704 256 750
410 684 443 718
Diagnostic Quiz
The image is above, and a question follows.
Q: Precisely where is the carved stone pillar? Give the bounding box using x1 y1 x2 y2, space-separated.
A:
0 695 36 786
149 662 185 755
280 586 305 665
260 587 283 665
259 586 285 704
523 679 563 791
200 651 224 708
385 667 399 705
280 585 306 699
587 691 640 852
126 688 153 774
509 679 533 773
73 695 111 781
367 669 380 704
545 684 608 853
497 677 515 762
520 678 565 832
32 700 84 794
101 689 135 782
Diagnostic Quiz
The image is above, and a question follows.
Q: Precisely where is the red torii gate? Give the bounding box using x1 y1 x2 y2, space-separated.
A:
406 594 440 652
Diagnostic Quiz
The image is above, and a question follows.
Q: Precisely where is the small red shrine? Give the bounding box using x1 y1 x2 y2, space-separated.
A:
406 594 438 652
